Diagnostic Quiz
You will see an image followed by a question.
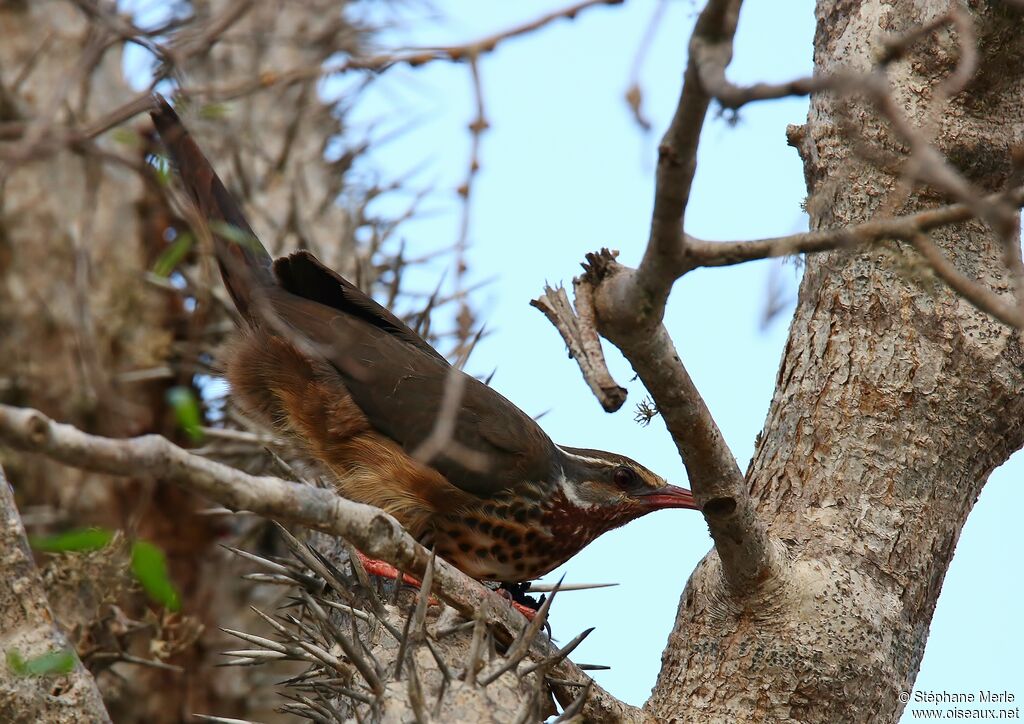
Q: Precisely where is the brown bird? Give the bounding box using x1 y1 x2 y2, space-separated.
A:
150 95 697 585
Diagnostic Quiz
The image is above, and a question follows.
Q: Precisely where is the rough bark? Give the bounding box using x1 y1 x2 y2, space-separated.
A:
647 2 1024 722
0 464 110 723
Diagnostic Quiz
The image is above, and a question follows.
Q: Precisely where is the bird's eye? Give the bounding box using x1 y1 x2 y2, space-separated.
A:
613 466 636 489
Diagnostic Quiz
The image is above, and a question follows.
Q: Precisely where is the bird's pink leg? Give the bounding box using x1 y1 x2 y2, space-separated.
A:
353 551 537 620
354 550 424 587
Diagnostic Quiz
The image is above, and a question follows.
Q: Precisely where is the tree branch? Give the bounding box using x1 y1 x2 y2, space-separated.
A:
530 283 628 412
0 464 111 723
581 252 781 595
635 0 742 316
0 404 643 723
684 185 1024 269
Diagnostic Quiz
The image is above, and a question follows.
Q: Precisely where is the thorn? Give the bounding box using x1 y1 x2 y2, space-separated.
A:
575 663 611 671
524 582 618 593
191 715 263 724
219 649 288 660
249 606 291 637
423 637 453 685
300 591 384 696
241 573 303 586
223 544 321 590
519 627 595 676
396 551 436 679
317 597 372 623
462 602 488 685
336 543 402 640
478 577 563 686
436 620 475 639
509 686 539 724
278 692 334 721
406 657 429 724
552 680 593 722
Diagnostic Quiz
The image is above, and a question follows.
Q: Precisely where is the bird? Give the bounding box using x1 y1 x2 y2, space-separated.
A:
149 95 698 587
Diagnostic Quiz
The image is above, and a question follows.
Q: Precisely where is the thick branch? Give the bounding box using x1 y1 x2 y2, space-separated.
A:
0 464 111 723
0 404 643 723
582 252 781 595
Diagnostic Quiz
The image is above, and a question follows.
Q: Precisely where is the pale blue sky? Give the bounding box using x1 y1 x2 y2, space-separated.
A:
340 1 1024 715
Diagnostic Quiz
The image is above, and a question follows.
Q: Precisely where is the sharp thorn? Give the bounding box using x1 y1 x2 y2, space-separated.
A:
524 582 618 593
552 680 593 723
519 627 595 676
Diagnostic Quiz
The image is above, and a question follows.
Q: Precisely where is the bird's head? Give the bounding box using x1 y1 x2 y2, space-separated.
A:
548 445 697 535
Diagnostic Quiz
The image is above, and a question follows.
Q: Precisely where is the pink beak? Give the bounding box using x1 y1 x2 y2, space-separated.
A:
637 484 698 510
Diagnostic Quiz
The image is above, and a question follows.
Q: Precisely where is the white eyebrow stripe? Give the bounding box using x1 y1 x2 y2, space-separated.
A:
555 445 613 467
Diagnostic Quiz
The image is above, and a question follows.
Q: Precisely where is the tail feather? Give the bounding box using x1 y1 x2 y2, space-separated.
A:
149 94 274 324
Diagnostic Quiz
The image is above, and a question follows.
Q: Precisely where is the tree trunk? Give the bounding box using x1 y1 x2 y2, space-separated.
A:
647 2 1024 722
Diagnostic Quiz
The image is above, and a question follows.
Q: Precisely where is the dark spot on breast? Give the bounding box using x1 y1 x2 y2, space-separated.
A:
463 518 477 530
512 550 523 560
497 552 509 564
489 544 502 556
491 525 506 539
507 535 521 547
512 508 528 523
514 562 526 572
446 529 461 540
458 542 472 553
478 522 492 534
524 531 538 543
475 547 489 558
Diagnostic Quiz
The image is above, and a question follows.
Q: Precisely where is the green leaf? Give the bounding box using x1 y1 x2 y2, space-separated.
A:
130 540 181 611
29 527 114 553
152 232 194 277
6 648 77 677
166 386 203 442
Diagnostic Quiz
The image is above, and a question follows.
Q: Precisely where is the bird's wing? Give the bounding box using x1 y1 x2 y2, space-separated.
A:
151 95 555 499
267 287 556 497
273 251 449 365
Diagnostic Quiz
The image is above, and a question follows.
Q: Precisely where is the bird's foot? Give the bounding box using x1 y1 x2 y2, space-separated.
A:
494 582 546 621
352 552 542 621
353 550 425 588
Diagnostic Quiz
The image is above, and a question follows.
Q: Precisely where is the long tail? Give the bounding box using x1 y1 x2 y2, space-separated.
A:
149 94 275 324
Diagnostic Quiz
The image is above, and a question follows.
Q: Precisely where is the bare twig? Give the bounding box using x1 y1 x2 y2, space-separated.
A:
684 185 1024 270
633 0 742 315
530 284 627 412
906 231 1023 327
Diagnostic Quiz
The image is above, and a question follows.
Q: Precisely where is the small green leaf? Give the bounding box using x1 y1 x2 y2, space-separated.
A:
152 232 194 277
6 648 76 677
166 386 203 442
6 649 26 675
130 540 181 611
29 527 114 553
